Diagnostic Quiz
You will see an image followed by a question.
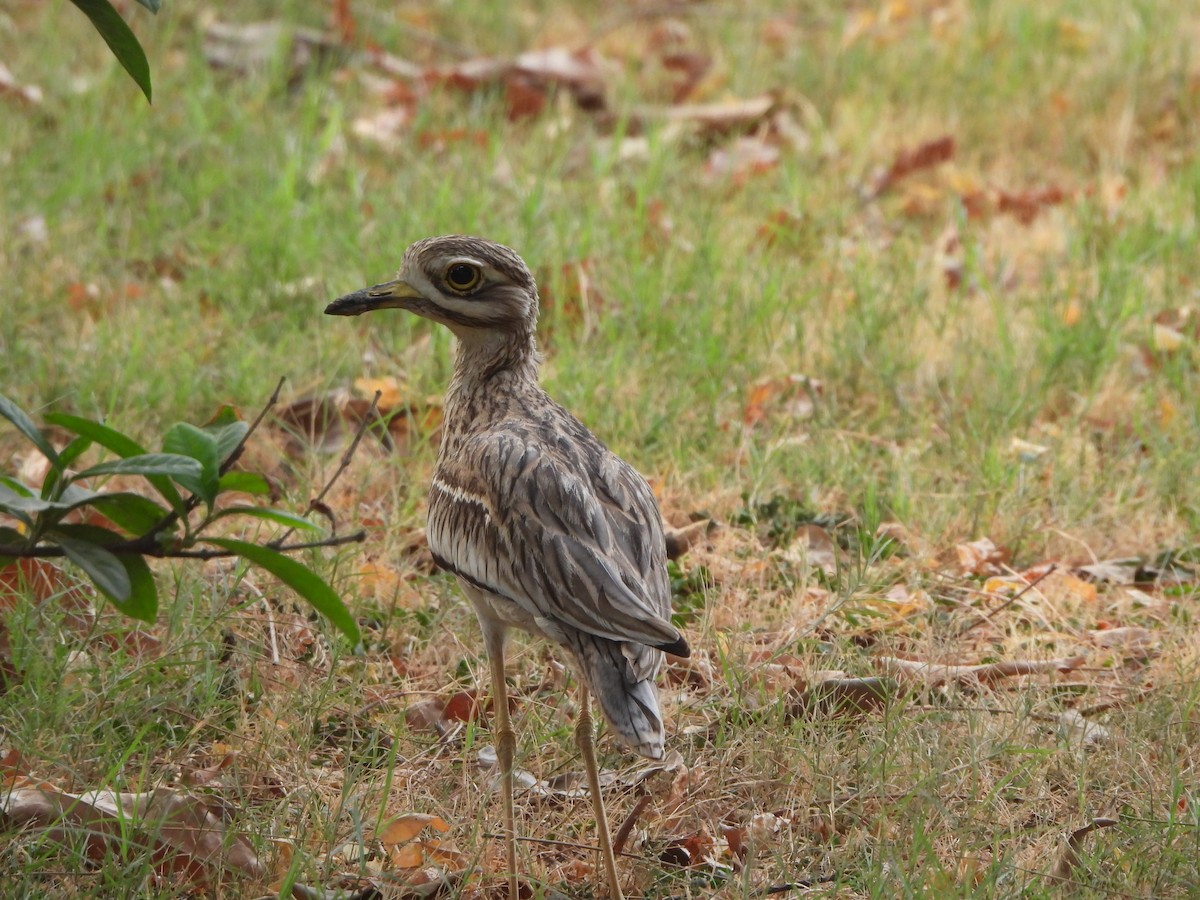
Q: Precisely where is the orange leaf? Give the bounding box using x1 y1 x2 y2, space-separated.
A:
377 812 450 847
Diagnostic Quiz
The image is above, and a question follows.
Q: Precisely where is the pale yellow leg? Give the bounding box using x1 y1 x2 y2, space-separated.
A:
575 684 625 900
484 628 520 900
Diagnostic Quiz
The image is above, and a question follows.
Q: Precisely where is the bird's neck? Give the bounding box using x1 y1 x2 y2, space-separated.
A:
444 326 542 425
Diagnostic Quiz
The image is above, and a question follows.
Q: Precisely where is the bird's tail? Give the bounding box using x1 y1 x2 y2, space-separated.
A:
568 631 666 759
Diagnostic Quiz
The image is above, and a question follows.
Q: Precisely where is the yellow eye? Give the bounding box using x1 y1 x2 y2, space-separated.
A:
445 263 482 293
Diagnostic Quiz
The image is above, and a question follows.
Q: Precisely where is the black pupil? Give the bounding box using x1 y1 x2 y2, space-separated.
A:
448 264 476 288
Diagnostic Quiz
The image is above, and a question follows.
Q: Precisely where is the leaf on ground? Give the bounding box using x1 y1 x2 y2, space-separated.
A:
1058 708 1112 747
538 259 607 344
664 518 717 560
877 655 1086 687
376 812 450 846
742 374 822 427
1088 625 1154 651
955 537 1009 575
660 829 715 869
1047 817 1118 882
792 675 898 717
430 47 606 118
637 94 775 133
780 524 839 576
996 185 1068 225
0 61 43 106
867 134 955 198
704 135 780 184
203 20 345 81
0 786 264 883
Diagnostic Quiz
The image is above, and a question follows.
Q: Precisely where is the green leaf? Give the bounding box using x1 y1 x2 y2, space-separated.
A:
44 413 146 456
44 413 184 513
0 525 27 559
55 529 131 602
55 435 94 475
218 471 271 496
212 506 322 532
41 435 95 501
111 552 157 621
0 477 35 498
69 0 152 102
53 524 157 621
0 481 59 524
86 493 172 535
0 394 60 470
209 420 249 467
203 538 361 647
163 424 220 504
74 453 204 482
0 524 25 568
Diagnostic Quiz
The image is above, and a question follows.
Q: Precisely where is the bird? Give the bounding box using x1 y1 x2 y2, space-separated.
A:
325 235 689 900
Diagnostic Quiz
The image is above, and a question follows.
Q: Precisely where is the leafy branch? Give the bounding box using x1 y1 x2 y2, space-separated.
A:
0 381 367 647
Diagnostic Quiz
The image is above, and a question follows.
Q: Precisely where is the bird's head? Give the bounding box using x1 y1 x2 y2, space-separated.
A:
325 235 539 338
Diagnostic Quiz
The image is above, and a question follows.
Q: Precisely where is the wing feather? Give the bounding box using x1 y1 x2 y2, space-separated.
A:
427 428 682 651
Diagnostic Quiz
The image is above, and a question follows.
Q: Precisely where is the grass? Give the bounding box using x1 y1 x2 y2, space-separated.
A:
2 0 1199 895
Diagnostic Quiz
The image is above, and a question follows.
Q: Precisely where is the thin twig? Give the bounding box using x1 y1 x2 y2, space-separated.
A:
136 377 288 549
957 564 1057 635
0 530 366 561
222 375 286 475
611 794 652 856
272 389 382 548
483 832 645 861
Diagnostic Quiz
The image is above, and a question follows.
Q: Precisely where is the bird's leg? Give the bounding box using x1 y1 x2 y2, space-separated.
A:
575 684 625 900
484 627 520 900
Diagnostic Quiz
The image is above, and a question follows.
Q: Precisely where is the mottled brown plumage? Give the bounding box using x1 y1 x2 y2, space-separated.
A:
326 235 688 900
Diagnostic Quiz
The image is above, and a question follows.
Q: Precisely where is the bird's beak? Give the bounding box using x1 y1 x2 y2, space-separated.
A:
324 278 423 316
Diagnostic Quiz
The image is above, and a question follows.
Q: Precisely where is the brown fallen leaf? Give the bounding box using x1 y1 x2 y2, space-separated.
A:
660 829 714 868
877 655 1086 686
630 94 776 134
955 537 1009 575
1047 817 1119 882
0 786 264 882
867 135 955 198
743 374 823 427
664 519 717 560
996 185 1068 225
792 676 897 717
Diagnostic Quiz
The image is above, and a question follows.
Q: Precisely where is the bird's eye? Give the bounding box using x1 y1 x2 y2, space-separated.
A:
445 263 482 293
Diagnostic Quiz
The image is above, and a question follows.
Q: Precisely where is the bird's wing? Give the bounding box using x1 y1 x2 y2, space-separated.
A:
427 429 682 651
